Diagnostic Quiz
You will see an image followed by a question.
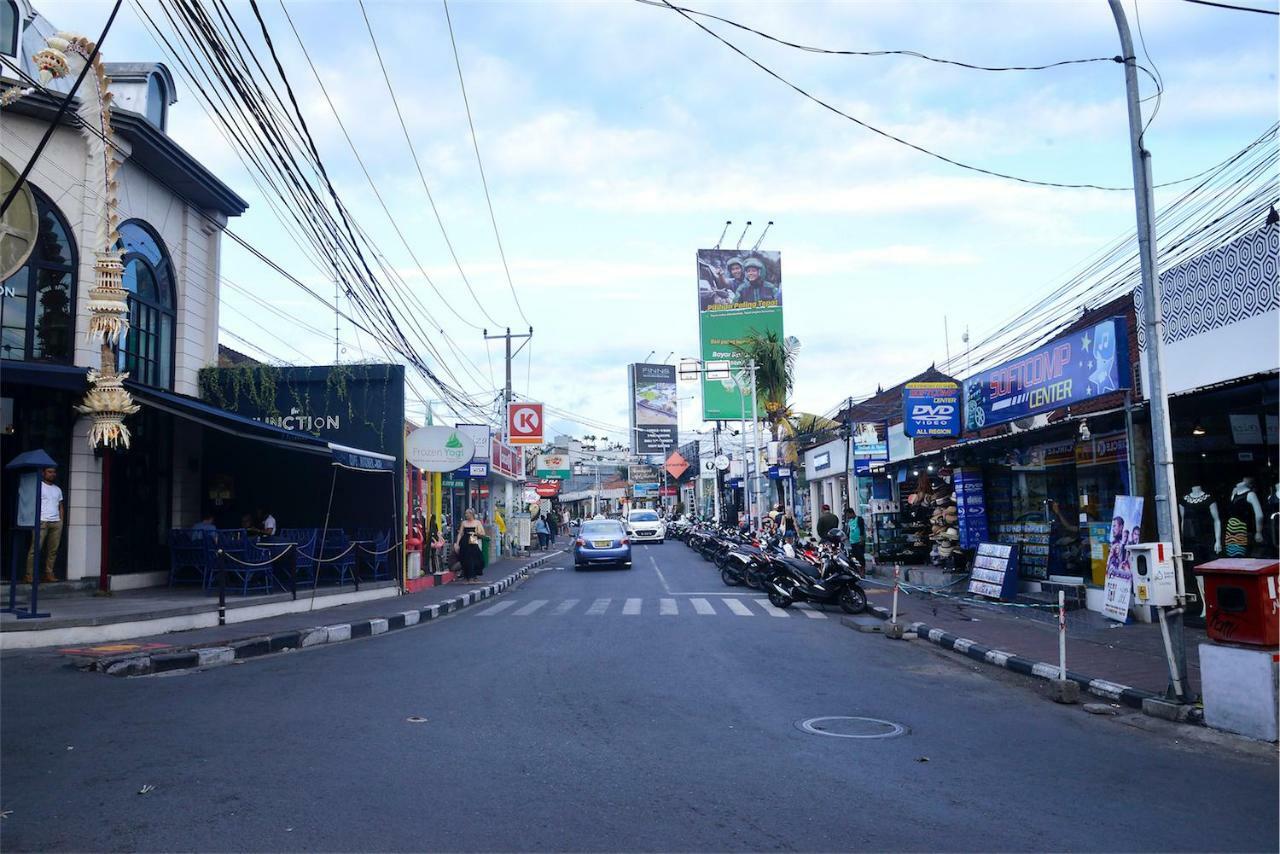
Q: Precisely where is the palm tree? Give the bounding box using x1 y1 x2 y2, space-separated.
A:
730 329 795 439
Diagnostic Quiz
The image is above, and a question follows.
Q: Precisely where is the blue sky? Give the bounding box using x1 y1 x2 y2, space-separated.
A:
51 0 1280 441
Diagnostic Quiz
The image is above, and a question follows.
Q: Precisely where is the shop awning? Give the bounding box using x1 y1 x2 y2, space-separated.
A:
0 360 89 392
126 383 393 471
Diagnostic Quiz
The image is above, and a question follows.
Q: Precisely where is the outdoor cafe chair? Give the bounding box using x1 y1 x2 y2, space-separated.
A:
214 529 277 595
273 528 320 589
314 529 358 587
168 529 216 588
356 529 394 581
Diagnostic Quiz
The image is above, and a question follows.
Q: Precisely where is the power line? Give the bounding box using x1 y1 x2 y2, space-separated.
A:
1182 0 1278 14
442 0 530 327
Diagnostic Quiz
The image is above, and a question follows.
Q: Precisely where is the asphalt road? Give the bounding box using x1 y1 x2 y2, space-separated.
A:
2 540 1276 852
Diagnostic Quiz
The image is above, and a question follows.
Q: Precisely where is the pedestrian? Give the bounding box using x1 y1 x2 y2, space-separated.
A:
23 466 63 584
845 507 866 567
535 515 550 550
455 509 485 584
428 514 445 573
817 504 840 540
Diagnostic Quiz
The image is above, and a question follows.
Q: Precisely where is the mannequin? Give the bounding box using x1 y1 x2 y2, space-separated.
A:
1179 486 1220 621
1266 482 1279 556
1223 477 1264 558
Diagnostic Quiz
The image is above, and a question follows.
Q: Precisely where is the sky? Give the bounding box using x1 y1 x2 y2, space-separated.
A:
49 0 1280 444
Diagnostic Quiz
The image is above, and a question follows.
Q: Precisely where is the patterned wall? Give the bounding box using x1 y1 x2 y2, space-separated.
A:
1136 223 1279 351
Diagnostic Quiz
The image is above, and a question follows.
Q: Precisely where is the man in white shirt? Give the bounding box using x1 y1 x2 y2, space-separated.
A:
25 466 63 584
261 511 277 537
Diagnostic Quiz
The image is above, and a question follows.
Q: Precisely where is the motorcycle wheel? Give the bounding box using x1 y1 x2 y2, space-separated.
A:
715 553 729 570
767 587 793 609
744 570 761 590
839 585 868 615
720 567 740 587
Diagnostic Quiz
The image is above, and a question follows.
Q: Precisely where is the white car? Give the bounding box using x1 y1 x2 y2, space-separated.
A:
625 509 666 544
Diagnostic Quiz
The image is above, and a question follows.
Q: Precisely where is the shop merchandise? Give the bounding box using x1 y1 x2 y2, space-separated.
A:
1266 484 1279 556
1223 478 1264 557
1180 488 1221 560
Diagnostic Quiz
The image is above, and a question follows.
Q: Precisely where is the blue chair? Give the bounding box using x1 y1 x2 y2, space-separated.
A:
169 529 216 588
357 530 394 581
213 529 276 595
314 529 358 587
274 528 320 589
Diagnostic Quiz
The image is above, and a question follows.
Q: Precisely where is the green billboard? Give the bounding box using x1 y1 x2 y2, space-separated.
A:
696 249 783 420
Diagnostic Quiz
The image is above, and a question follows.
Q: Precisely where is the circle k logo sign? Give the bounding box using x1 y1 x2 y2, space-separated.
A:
508 402 544 445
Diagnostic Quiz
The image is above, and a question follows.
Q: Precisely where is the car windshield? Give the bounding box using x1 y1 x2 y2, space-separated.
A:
581 522 623 538
630 511 658 522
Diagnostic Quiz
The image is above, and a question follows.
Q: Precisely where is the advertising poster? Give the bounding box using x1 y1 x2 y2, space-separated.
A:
1102 494 1145 622
629 363 679 455
964 316 1129 431
852 422 889 460
953 468 988 549
696 249 783 420
903 381 961 437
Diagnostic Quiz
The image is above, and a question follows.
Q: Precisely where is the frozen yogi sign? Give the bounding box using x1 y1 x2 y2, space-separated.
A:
696 249 783 420
405 426 474 472
963 316 1129 431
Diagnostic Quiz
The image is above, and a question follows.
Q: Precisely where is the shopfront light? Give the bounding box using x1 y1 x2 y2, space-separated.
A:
1192 423 1206 436
912 470 920 476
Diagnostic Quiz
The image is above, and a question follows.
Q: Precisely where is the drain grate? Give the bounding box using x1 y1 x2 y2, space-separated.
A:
796 716 907 739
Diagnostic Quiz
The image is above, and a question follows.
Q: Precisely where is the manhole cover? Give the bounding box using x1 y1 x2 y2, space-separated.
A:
796 716 907 739
405 716 428 724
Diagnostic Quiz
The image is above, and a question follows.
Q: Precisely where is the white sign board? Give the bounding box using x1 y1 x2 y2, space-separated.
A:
405 426 475 472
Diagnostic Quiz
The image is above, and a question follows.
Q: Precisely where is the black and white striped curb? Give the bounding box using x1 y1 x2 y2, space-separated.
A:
903 621 1160 710
93 551 564 677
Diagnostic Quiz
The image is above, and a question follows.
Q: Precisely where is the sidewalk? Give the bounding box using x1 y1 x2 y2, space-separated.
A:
2 550 565 657
864 578 1203 698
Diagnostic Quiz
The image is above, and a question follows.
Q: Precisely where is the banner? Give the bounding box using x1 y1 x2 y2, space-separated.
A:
903 382 960 438
1102 494 1145 622
964 316 1129 431
697 249 783 420
629 363 678 455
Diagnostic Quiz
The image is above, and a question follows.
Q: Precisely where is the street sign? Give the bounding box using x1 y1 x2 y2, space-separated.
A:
664 451 689 479
508 402 544 445
714 454 730 471
705 360 731 381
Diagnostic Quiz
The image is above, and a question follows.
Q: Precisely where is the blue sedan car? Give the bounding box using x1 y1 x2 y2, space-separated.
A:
574 520 632 570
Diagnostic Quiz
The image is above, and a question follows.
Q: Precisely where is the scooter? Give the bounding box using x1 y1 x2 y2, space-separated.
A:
765 531 867 614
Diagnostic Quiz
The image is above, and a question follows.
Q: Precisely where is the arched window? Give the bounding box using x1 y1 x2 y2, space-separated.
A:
0 187 77 363
145 73 167 129
116 220 175 389
0 1 18 58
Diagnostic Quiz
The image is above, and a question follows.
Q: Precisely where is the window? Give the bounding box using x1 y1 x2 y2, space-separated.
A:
0 188 77 363
116 220 175 389
145 73 167 130
1 1 17 58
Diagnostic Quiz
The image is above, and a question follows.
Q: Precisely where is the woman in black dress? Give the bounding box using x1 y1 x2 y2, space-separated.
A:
455 509 486 583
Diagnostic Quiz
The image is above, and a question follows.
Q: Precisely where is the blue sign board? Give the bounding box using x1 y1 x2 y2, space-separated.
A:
963 316 1129 430
953 468 988 549
903 382 961 438
633 483 659 497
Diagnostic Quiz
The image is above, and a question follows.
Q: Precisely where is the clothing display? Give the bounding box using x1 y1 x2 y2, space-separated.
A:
1181 492 1217 558
1266 489 1279 556
1224 490 1257 558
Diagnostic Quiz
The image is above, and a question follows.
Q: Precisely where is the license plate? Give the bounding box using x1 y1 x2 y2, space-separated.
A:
592 540 613 548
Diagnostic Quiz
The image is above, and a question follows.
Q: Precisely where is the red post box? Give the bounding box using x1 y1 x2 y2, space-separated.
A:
1194 558 1279 648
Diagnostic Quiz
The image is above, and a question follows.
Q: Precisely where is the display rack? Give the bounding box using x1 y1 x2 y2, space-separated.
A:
969 542 1020 599
995 521 1051 579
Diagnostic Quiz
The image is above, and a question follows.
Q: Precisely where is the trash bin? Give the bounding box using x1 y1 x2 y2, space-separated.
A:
480 535 491 568
1194 558 1279 648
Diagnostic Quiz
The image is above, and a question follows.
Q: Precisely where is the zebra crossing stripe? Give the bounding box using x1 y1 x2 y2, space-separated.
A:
551 598 579 615
623 598 643 615
478 600 517 616
513 600 548 616
586 598 611 615
659 598 678 615
690 598 716 615
798 606 827 619
755 599 791 618
724 598 754 616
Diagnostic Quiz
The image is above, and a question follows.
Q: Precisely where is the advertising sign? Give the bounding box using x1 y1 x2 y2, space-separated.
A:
953 468 988 549
507 402 544 445
1102 495 1145 622
405 426 475 473
633 483 659 497
629 364 679 455
852 422 888 460
697 249 783 420
964 316 1129 431
535 453 572 479
534 479 561 497
454 423 491 462
629 463 660 484
903 382 961 438
490 438 523 479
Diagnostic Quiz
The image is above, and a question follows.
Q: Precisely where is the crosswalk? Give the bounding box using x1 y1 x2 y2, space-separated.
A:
476 596 830 619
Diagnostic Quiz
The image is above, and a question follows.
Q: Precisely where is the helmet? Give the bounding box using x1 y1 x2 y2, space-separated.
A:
743 258 765 271
725 256 744 270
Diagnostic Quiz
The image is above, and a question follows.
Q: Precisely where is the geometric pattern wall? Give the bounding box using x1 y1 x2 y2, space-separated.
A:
1136 222 1278 351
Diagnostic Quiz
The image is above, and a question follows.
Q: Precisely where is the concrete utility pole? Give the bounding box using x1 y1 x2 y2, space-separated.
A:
1108 0 1190 703
748 359 764 530
483 326 533 435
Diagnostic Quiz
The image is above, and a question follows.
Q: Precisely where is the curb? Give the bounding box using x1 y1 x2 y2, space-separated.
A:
95 551 563 677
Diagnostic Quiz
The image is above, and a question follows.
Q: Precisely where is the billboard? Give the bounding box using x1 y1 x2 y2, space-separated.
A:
629 363 678 455
963 316 1129 431
903 382 961 438
697 249 783 420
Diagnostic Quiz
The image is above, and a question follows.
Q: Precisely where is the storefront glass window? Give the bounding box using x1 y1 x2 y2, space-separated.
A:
0 189 78 363
116 220 176 389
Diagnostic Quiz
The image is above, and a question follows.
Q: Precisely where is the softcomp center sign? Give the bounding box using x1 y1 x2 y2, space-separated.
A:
405 426 475 472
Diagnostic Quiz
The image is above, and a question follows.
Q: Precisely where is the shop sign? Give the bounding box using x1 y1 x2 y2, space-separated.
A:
954 468 988 549
454 423 491 462
534 479 561 497
490 438 523 479
443 477 465 489
522 486 540 503
767 465 793 480
405 426 475 472
634 483 659 497
701 459 718 477
963 316 1129 430
507 402 544 445
1075 431 1127 467
629 463 660 483
852 422 888 460
535 453 572 479
903 382 961 438
1102 495 1144 622
1229 413 1262 445
812 451 831 471
659 486 677 497
468 462 489 478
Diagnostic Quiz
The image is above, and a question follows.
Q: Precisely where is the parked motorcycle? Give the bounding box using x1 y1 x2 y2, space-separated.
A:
764 532 867 614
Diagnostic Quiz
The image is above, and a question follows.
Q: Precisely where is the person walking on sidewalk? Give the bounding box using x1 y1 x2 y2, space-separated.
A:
24 466 63 584
535 516 550 550
844 507 866 568
455 509 485 584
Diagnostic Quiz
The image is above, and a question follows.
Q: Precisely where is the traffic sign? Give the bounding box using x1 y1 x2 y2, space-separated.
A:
664 451 689 479
507 402 544 445
714 454 730 471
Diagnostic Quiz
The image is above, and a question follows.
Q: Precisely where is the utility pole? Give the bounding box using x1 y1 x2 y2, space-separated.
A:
748 359 764 530
483 326 533 434
334 280 341 364
1108 0 1189 703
